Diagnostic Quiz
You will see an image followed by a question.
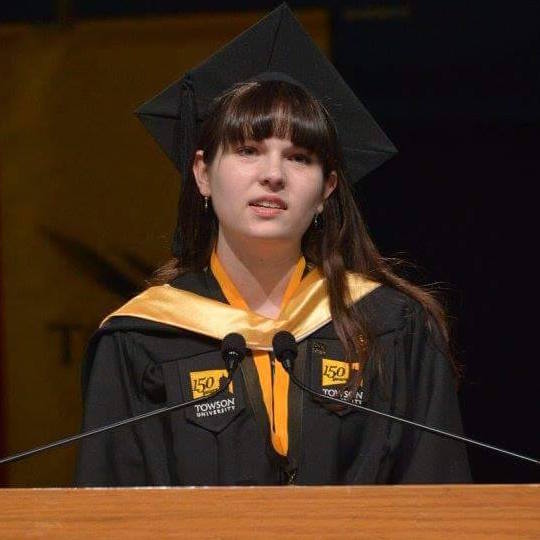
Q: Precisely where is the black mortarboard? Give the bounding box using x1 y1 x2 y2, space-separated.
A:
135 3 397 257
135 3 397 186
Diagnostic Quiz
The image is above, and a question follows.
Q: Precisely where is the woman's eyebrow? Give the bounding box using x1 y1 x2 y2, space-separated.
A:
291 145 314 154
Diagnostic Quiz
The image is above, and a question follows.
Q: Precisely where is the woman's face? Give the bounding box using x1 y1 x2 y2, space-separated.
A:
193 137 337 247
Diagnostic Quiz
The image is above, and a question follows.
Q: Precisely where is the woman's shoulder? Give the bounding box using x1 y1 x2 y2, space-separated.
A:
86 315 184 364
83 314 212 389
352 281 425 337
94 267 224 338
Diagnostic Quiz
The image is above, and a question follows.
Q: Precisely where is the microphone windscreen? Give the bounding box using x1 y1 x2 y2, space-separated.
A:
221 333 247 359
272 331 298 361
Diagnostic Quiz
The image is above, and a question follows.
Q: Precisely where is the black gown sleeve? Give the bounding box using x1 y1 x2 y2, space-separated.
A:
389 304 472 483
74 332 152 486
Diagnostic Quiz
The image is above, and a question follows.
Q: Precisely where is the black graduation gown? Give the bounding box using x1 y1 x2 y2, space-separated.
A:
74 269 471 486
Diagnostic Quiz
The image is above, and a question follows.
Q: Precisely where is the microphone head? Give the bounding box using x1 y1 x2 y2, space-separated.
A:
221 333 247 371
272 331 298 371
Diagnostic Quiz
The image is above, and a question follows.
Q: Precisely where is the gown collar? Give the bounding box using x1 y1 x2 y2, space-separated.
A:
100 263 380 350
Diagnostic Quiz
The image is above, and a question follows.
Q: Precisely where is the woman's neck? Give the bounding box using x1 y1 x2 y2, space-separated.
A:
215 230 301 319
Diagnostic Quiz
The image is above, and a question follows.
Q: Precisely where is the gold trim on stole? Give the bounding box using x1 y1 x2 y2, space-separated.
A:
100 270 380 350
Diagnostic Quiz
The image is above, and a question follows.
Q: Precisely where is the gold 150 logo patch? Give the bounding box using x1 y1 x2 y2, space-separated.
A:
190 369 233 398
322 358 360 386
321 358 364 405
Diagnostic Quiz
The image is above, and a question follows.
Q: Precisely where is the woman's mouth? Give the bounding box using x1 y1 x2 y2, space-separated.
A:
248 197 287 217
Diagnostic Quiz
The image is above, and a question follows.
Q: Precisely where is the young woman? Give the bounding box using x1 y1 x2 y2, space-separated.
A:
75 77 470 486
75 5 470 486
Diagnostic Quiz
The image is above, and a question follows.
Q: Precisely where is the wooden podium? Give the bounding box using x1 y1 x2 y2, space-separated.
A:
0 484 538 538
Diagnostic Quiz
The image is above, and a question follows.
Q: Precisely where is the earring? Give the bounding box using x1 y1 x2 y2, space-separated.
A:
313 212 321 229
204 196 209 211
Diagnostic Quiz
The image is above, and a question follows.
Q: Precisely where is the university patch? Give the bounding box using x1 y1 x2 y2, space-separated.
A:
189 369 236 420
178 362 245 433
316 356 365 410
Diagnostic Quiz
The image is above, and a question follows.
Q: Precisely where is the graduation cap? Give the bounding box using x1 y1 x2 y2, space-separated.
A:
135 3 397 188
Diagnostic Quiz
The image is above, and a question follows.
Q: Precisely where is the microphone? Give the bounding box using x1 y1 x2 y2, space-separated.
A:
222 332 247 373
272 331 296 371
272 331 540 467
0 332 247 466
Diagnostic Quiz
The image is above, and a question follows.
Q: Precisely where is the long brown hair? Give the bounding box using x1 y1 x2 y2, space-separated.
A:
151 80 456 390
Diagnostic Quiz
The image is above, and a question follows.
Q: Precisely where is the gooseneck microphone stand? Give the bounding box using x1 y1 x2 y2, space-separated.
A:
0 333 247 466
272 331 539 467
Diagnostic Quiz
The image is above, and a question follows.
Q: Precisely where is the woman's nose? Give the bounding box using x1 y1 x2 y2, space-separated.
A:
260 155 285 190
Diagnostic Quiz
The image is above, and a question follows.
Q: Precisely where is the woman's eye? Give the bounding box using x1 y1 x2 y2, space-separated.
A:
291 153 311 164
237 146 257 156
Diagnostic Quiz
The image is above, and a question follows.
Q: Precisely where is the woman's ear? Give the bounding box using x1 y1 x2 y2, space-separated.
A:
192 150 211 197
317 170 338 213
